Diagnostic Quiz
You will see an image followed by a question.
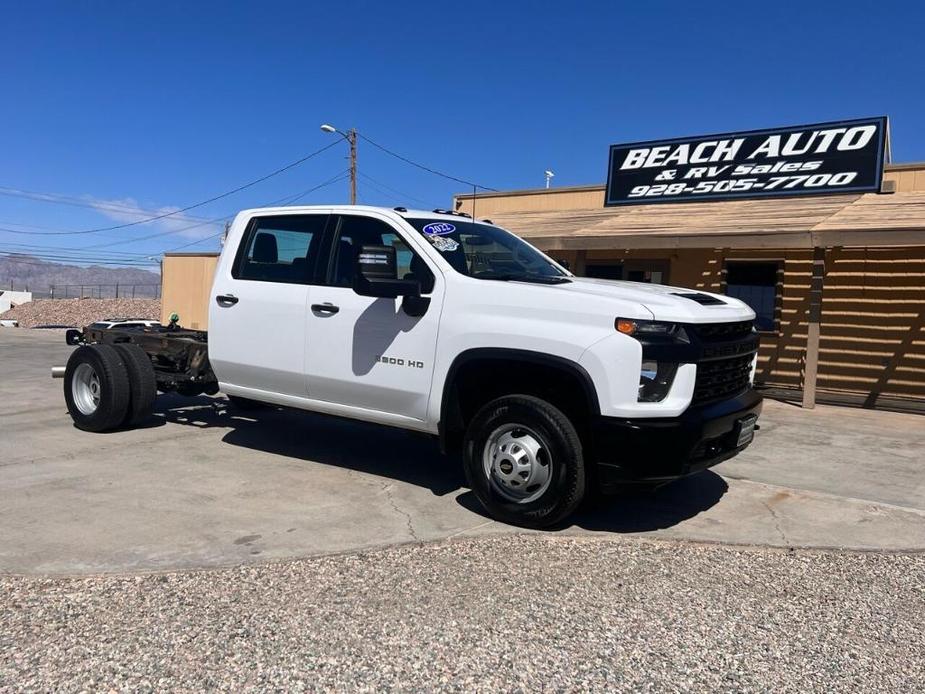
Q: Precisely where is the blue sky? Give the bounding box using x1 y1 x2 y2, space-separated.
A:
1 1 923 268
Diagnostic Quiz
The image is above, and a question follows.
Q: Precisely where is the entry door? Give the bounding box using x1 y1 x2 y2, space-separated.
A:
624 260 670 285
208 213 329 397
585 263 623 280
585 260 669 284
305 214 442 421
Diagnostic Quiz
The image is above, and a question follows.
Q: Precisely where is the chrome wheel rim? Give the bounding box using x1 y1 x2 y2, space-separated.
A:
482 424 552 504
72 363 101 415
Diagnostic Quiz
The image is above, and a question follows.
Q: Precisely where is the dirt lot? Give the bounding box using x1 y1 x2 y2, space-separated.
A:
0 298 160 328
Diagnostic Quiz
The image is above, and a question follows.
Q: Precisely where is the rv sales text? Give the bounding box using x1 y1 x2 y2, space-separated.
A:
620 125 876 170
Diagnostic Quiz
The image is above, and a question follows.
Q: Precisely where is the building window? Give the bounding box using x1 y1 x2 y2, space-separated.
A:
585 263 623 280
584 260 669 284
725 261 781 332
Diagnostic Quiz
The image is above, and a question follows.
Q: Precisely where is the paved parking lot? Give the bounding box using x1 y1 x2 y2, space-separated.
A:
2 328 923 691
2 328 923 574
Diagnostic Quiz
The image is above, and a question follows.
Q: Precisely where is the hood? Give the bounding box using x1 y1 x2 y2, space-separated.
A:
543 277 756 324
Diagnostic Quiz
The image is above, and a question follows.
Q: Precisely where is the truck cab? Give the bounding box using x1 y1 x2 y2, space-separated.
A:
206 205 761 526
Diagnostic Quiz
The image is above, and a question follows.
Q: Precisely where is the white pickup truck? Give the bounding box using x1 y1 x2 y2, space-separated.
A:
56 205 762 527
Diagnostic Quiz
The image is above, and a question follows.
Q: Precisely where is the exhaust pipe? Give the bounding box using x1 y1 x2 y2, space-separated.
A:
51 366 66 379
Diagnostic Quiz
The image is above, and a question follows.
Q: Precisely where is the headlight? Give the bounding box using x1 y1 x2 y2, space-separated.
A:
616 318 678 337
638 360 678 402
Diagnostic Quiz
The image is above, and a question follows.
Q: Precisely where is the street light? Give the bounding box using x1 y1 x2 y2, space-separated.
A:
320 123 357 204
544 169 555 189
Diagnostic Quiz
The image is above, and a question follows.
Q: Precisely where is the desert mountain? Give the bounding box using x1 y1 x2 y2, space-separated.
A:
0 254 161 298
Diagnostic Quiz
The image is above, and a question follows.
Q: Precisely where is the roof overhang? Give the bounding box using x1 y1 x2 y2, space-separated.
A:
486 191 925 250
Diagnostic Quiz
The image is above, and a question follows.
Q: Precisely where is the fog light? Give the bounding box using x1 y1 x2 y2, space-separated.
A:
638 361 678 402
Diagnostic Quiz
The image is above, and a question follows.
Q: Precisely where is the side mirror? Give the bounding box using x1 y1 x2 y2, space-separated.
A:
353 244 421 300
65 329 83 345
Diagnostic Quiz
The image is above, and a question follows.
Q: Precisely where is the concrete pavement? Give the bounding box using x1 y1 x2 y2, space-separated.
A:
1 328 923 575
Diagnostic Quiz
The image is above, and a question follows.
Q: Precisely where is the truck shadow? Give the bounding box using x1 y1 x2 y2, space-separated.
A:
153 395 464 496
453 472 728 533
153 396 728 533
574 471 728 533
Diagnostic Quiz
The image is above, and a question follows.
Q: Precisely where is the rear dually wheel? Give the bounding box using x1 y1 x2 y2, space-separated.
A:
63 344 131 432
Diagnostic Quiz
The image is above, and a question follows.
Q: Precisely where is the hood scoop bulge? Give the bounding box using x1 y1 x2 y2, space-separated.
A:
671 292 727 306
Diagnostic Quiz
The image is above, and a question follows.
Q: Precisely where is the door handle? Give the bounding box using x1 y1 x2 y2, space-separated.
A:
311 302 340 315
215 294 239 306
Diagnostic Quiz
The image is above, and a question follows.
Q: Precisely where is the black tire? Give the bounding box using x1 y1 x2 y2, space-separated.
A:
227 394 268 410
462 394 586 529
114 343 157 426
63 344 131 432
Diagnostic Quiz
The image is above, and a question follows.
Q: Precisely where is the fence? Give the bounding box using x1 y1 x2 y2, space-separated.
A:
1 282 160 299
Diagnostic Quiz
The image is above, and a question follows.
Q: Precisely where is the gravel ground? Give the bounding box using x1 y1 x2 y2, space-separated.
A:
0 298 160 328
1 535 922 692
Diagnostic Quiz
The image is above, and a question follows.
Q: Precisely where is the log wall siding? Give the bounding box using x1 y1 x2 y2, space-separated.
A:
548 247 925 406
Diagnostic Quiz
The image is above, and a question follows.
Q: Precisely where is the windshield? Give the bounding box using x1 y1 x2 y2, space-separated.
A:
406 218 570 283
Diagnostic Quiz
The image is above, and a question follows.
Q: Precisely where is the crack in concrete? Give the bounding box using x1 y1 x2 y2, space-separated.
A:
762 500 790 547
381 482 420 542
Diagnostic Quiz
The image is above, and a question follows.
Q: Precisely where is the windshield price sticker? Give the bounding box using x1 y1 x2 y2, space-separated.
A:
605 117 888 206
429 235 459 252
422 222 456 236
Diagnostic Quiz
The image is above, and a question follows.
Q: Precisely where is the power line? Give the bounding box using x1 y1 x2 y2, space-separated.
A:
0 253 158 268
0 240 155 258
0 249 158 264
262 170 351 207
0 247 157 263
163 231 227 254
161 170 351 254
0 188 216 226
0 169 353 268
357 172 435 207
90 169 352 252
0 139 341 237
358 133 497 191
82 214 229 250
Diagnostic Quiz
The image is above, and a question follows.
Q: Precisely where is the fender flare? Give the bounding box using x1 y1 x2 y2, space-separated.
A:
438 347 601 452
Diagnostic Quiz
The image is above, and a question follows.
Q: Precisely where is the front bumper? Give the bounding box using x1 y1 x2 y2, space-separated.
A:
590 389 762 491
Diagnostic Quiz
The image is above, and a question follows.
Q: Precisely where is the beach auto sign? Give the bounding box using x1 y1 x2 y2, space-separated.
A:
605 116 888 206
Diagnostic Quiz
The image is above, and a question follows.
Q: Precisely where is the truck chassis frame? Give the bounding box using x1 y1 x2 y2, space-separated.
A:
68 325 218 396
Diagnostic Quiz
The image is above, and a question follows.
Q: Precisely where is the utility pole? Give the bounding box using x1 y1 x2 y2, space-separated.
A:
348 128 357 205
321 124 358 204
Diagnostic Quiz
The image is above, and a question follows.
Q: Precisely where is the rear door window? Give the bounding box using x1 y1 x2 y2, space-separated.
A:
233 214 329 284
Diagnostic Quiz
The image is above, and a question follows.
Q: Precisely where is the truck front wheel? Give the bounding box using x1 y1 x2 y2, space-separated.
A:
462 395 586 528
